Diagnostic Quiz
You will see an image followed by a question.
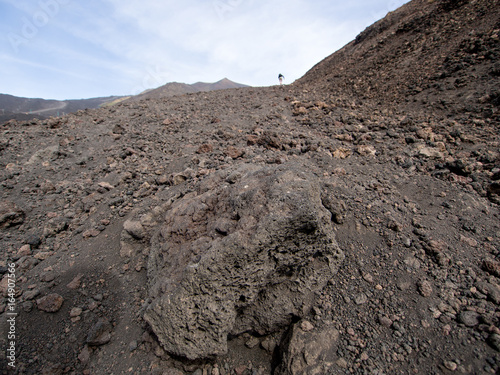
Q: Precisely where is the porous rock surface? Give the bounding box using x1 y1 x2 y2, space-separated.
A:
144 163 344 359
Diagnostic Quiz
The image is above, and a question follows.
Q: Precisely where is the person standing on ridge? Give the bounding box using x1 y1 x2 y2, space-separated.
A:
278 73 285 85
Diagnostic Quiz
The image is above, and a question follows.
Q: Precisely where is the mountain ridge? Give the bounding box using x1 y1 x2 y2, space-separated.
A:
0 78 249 119
131 78 249 101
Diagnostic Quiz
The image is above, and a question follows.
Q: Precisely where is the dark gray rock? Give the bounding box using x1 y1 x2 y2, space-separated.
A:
86 318 112 346
144 163 344 360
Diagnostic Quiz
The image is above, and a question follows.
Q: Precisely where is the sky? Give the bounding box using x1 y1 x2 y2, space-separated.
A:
0 0 410 100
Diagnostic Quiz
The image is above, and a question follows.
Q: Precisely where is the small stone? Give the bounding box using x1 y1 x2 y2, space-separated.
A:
26 234 42 248
197 143 214 154
78 346 90 365
354 293 368 305
387 219 403 232
362 273 374 283
129 340 138 352
444 360 457 371
43 217 70 237
70 307 83 318
67 274 84 290
24 289 40 300
300 320 315 332
442 324 452 336
0 201 25 228
460 235 477 247
123 220 145 240
245 336 260 349
427 240 448 253
36 293 64 312
421 320 430 328
34 252 52 260
98 182 114 191
458 310 479 327
82 229 100 238
332 148 351 159
418 279 433 297
40 271 56 282
17 244 32 257
225 146 244 159
483 259 500 278
488 333 500 352
357 145 377 157
336 358 348 368
418 146 444 159
86 318 112 346
379 316 393 328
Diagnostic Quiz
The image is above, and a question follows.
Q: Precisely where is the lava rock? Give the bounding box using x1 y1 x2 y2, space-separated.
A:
36 293 64 313
0 201 25 228
86 318 112 346
144 163 344 360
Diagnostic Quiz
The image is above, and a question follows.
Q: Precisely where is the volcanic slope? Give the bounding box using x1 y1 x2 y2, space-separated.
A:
0 0 499 374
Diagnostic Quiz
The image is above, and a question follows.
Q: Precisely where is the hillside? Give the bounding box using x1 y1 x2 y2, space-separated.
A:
0 0 499 374
299 0 499 119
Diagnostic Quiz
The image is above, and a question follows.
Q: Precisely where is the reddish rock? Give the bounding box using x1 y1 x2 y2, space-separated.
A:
225 146 244 159
37 294 64 312
483 259 500 278
67 274 84 290
197 143 214 153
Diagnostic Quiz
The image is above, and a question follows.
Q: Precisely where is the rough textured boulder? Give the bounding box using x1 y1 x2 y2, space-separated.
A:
144 163 344 360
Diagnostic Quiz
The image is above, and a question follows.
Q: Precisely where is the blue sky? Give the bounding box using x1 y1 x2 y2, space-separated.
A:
0 0 410 100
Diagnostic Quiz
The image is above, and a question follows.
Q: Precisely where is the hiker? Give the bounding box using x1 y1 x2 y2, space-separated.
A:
278 74 284 85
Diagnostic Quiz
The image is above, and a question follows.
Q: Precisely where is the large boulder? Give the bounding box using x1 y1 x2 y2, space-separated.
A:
144 163 344 360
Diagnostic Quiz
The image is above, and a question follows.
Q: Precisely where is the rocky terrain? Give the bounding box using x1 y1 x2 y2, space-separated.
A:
0 0 499 374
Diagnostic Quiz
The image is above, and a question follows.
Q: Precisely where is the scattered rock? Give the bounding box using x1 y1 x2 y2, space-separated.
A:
67 274 84 290
123 220 145 240
70 307 83 318
225 146 244 159
26 145 59 165
458 310 479 327
86 318 112 346
197 143 214 154
43 217 70 237
483 259 500 278
36 294 64 313
78 345 90 365
417 279 433 297
276 321 339 375
245 336 260 349
0 201 25 228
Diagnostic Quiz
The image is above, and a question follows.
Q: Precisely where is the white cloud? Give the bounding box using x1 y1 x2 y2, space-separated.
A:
0 0 410 99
